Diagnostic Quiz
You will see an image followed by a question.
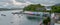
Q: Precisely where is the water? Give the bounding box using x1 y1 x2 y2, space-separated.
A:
0 10 40 25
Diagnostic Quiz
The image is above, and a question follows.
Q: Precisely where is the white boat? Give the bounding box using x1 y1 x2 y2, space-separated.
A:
26 13 41 19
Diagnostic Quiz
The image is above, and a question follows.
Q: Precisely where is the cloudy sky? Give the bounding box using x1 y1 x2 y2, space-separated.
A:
0 0 60 8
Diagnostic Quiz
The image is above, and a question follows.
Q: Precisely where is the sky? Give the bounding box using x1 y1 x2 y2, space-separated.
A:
0 0 60 8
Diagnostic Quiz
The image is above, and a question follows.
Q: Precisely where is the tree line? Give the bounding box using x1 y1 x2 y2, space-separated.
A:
23 4 60 13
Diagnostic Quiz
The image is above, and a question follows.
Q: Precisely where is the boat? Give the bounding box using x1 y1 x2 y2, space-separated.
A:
24 11 42 19
1 14 6 16
27 14 41 19
12 11 23 15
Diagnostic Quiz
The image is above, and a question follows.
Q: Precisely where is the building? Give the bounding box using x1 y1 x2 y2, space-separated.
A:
51 13 60 24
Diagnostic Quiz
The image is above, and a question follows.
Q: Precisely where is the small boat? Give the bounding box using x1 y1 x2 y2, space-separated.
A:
27 13 41 19
1 14 6 16
12 12 20 14
12 11 23 15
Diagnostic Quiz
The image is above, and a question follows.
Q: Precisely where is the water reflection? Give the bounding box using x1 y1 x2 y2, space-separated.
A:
27 17 41 21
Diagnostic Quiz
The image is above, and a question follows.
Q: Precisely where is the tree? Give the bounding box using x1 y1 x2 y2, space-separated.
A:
43 17 51 25
51 6 60 13
23 4 45 12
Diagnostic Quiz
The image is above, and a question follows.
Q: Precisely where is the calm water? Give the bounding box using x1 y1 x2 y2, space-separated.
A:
0 10 40 25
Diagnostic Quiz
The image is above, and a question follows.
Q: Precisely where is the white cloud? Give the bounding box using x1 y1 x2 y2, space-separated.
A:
12 0 33 6
27 0 60 6
0 0 33 8
0 0 60 8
